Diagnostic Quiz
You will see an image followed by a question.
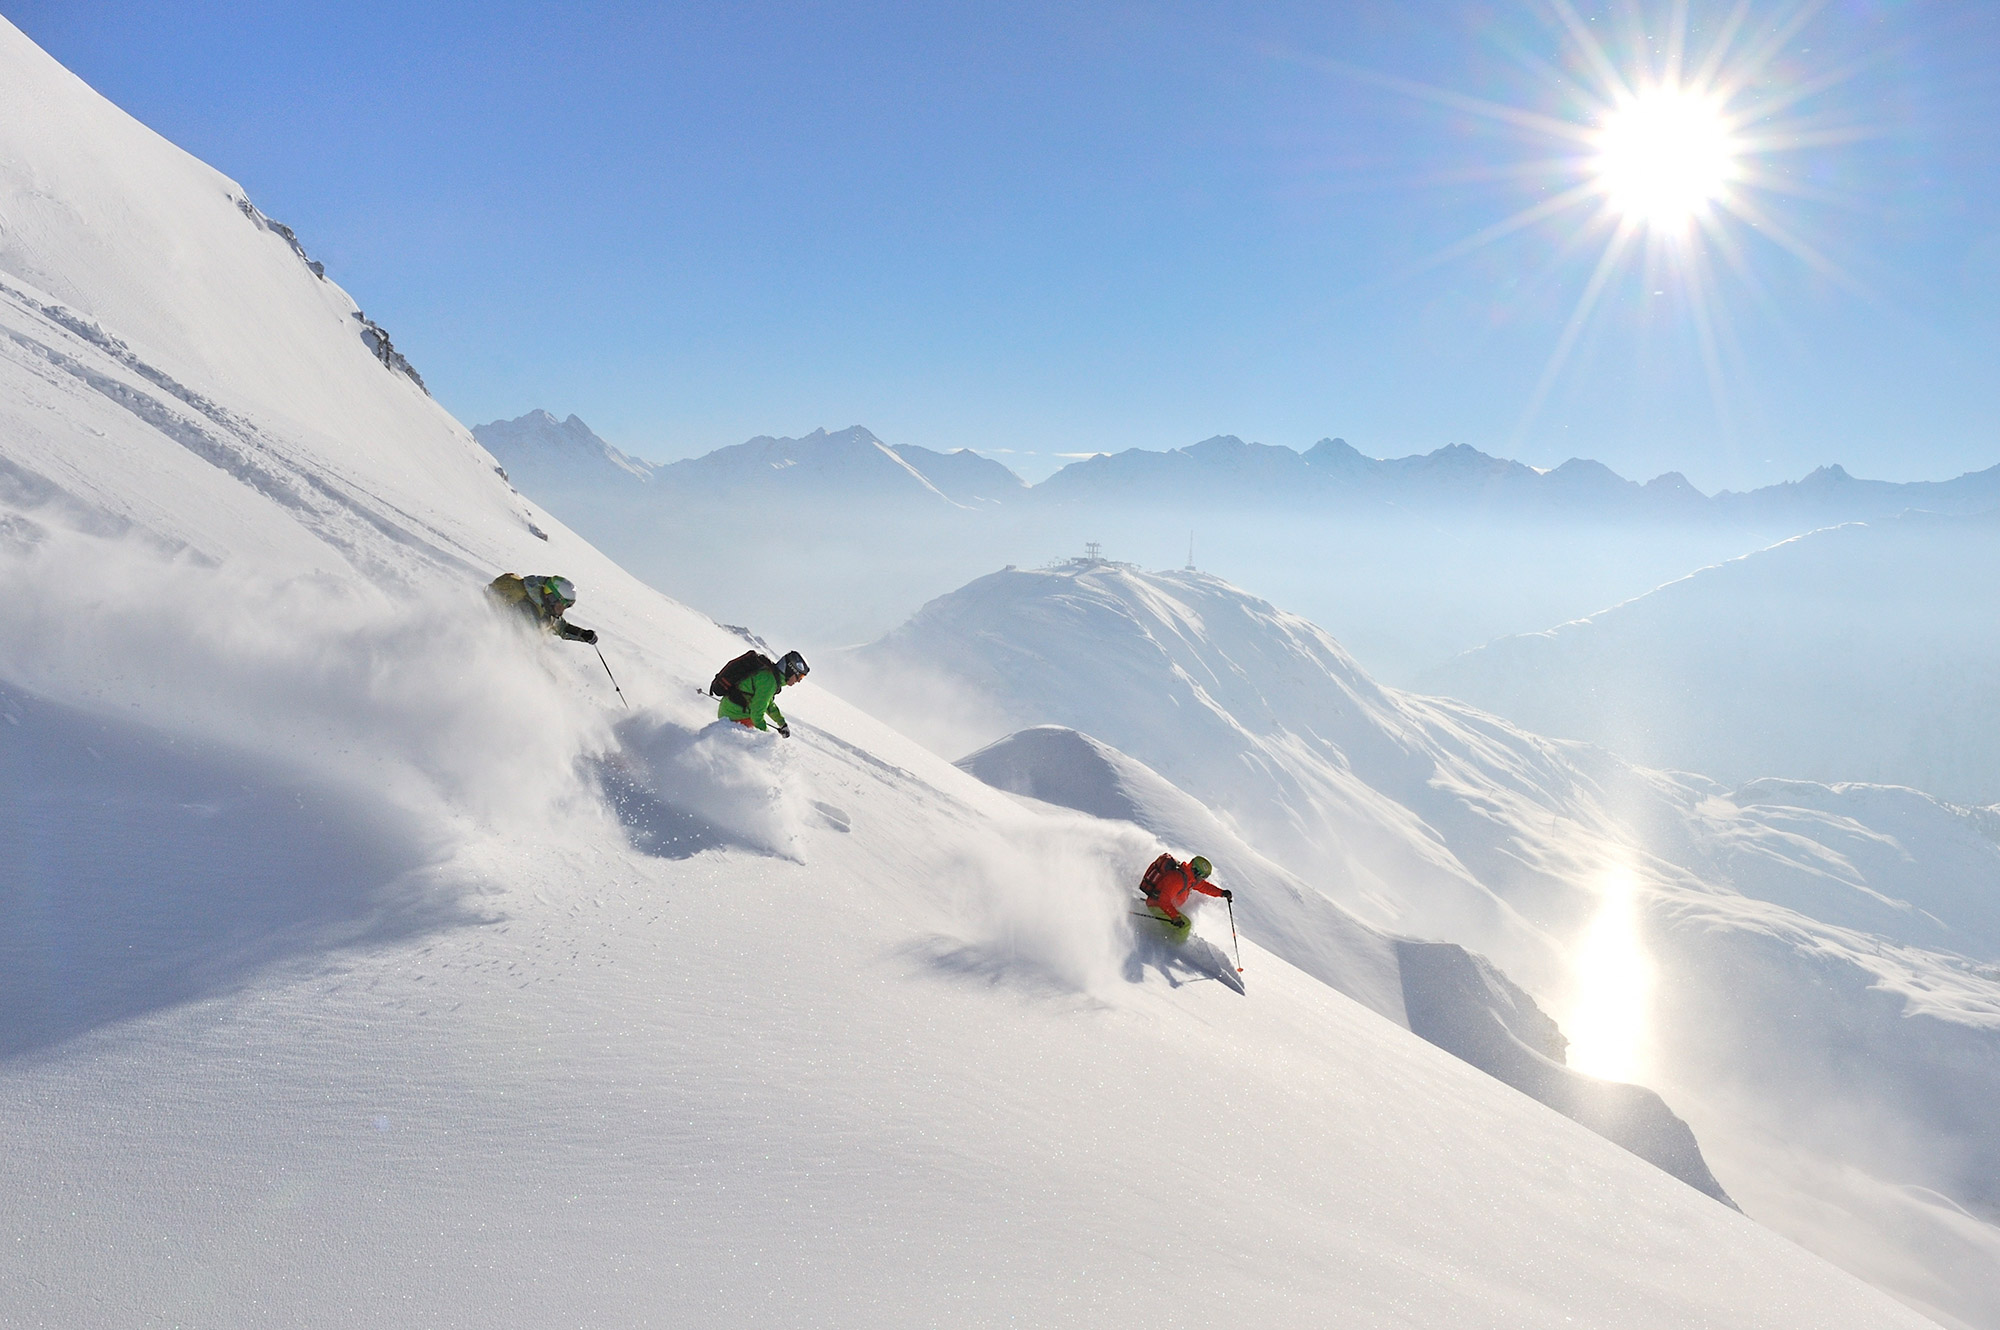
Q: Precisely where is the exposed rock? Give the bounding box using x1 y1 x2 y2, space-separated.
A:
352 311 428 394
233 195 326 279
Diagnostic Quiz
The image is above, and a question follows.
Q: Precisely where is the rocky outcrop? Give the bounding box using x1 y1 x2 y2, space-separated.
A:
352 311 427 394
233 194 426 394
233 196 325 279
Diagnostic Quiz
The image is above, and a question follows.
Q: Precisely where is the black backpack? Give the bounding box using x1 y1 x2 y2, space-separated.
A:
709 650 774 704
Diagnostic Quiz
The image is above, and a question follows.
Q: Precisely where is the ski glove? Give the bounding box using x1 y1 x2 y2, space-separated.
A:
1171 915 1190 931
570 626 599 645
1221 889 1233 901
776 723 792 738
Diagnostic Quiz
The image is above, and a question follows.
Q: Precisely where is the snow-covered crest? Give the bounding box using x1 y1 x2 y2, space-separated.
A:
0 15 1969 1329
853 554 2000 1326
476 409 657 483
957 723 1737 1207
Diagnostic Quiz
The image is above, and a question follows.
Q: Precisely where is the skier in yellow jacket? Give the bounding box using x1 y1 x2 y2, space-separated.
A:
487 573 599 644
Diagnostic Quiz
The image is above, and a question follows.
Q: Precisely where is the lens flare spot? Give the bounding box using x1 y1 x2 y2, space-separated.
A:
1565 864 1653 1082
1595 86 1738 228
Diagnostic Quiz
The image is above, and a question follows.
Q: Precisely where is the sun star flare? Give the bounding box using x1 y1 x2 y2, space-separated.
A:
1595 86 1740 230
1351 2 1867 444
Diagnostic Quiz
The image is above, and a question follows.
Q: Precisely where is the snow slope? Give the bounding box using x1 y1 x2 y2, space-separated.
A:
958 724 1735 1206
847 561 1607 966
0 17 1959 1329
845 557 2000 1328
1425 511 2000 804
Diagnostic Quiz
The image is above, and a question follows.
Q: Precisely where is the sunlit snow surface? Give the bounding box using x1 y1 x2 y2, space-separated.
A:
1564 863 1654 1083
0 14 1979 1330
954 723 1732 1206
849 558 2000 1329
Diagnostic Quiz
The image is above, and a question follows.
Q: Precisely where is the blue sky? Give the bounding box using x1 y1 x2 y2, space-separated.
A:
10 1 1999 488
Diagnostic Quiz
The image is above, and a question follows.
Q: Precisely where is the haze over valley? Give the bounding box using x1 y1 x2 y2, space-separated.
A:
8 7 2000 1329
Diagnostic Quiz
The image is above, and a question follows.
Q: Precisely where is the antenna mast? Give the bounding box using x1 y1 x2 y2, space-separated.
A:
1186 530 1195 571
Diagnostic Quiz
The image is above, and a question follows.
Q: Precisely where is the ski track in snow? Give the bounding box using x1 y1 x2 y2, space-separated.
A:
0 14 1981 1329
850 559 2000 1329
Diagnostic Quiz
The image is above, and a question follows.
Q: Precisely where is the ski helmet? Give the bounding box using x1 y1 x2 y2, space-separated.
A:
777 650 810 683
1189 855 1213 879
533 575 576 609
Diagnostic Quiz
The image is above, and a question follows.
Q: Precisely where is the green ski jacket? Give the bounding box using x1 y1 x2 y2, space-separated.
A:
718 667 787 731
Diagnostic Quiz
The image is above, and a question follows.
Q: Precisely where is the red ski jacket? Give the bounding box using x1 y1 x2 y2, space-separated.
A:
1140 853 1224 923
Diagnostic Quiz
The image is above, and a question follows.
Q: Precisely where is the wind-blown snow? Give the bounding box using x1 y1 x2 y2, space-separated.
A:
957 724 1737 1206
847 556 2000 1329
0 15 1965 1330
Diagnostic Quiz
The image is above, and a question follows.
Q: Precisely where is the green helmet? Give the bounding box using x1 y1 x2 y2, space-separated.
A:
533 575 576 609
1189 855 1213 879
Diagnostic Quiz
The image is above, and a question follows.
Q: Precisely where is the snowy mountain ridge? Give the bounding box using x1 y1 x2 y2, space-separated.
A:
660 424 957 503
958 724 1735 1206
475 408 656 483
1040 433 2000 520
485 407 2000 692
477 413 1031 511
495 406 2000 523
2 18 1936 1328
848 557 2000 1328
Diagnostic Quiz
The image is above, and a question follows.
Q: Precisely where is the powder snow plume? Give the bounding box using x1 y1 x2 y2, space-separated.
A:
0 527 616 833
899 811 1161 1000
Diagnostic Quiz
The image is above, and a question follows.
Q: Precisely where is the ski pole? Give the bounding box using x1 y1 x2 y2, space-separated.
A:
594 643 629 709
1225 896 1243 974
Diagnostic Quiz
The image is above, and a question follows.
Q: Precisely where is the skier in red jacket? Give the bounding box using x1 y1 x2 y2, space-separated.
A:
1139 852 1231 934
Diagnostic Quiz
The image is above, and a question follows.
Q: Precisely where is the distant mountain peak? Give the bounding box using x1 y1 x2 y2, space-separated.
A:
1550 457 1616 477
479 407 2000 530
473 410 654 482
647 424 1025 508
1419 442 1520 471
790 424 885 449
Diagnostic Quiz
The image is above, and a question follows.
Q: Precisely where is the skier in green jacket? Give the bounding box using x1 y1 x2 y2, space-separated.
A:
714 649 809 737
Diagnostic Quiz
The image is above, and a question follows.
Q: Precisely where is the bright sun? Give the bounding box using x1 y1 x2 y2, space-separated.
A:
1351 4 1859 440
1594 86 1739 229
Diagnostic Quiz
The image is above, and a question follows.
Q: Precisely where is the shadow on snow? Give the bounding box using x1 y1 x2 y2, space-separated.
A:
1124 918 1246 995
0 684 477 1060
